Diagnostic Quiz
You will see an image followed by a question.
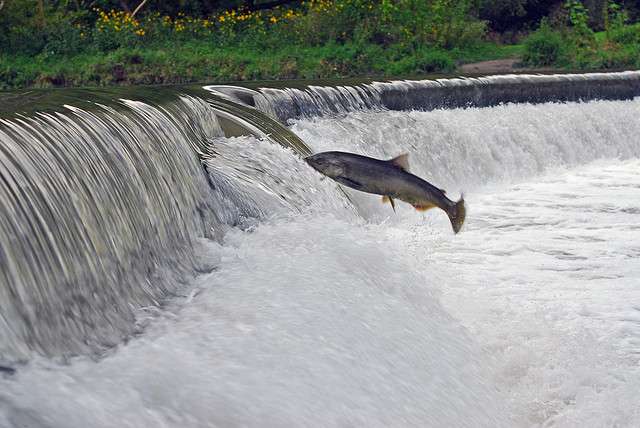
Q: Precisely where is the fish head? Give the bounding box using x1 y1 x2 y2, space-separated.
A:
304 153 346 179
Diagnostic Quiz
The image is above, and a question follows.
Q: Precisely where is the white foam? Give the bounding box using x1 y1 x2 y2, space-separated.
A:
2 98 640 427
431 159 640 427
0 217 511 427
292 98 640 191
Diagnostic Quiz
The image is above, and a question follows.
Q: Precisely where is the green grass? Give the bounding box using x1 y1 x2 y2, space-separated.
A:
0 40 531 90
3 0 639 91
594 31 607 43
452 42 525 64
12 30 639 91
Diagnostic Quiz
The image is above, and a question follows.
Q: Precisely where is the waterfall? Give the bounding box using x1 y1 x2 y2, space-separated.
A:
1 74 639 427
207 71 640 122
0 96 223 361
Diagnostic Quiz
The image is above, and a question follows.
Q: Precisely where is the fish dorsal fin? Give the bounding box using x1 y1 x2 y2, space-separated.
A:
388 154 410 172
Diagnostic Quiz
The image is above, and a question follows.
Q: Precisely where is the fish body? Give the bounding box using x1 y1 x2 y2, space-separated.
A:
305 151 466 233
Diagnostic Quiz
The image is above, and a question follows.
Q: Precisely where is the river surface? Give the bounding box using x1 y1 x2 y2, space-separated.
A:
1 98 639 427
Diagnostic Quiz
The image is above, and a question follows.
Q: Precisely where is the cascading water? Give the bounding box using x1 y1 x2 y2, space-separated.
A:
1 74 639 427
216 71 640 122
202 135 354 226
291 98 640 191
0 96 225 362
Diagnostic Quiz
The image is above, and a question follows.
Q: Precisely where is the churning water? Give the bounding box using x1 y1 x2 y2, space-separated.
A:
0 83 639 427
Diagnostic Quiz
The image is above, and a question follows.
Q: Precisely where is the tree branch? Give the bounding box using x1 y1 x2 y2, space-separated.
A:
131 0 148 18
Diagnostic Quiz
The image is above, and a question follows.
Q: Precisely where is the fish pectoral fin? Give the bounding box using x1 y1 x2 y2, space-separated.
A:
413 203 436 212
382 195 396 212
387 153 410 172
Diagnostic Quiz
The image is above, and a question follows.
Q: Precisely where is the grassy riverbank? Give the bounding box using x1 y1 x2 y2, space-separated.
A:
0 42 528 89
0 1 638 89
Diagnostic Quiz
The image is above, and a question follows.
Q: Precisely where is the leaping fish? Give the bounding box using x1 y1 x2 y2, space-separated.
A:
305 151 466 233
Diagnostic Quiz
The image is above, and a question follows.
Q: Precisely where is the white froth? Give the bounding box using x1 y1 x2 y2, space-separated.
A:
291 99 640 191
0 218 511 428
2 99 639 427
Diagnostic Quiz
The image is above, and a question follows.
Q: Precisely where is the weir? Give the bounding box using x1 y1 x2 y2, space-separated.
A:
0 96 221 362
227 70 640 122
0 71 638 365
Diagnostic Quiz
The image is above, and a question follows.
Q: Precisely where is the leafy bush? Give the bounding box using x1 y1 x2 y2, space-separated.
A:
43 12 91 56
608 22 640 45
522 20 567 66
564 0 596 49
385 51 454 75
0 0 486 57
414 50 455 72
375 0 487 49
0 0 47 54
605 1 629 35
2 0 640 89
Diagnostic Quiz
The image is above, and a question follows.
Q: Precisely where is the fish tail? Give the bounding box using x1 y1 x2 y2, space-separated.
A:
447 195 466 234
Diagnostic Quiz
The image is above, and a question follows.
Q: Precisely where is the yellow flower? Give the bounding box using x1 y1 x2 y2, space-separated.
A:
270 16 277 23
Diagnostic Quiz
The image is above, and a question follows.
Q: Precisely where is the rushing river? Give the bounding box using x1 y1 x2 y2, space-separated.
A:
0 81 639 427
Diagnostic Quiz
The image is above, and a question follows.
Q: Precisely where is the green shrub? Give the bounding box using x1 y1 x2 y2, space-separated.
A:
6 0 640 89
523 21 566 66
605 1 629 36
413 50 455 73
0 0 47 54
608 23 640 45
43 12 91 57
383 48 454 75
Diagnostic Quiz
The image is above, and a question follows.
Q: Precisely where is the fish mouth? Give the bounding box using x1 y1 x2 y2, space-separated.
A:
304 155 319 167
304 156 321 172
304 155 344 178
